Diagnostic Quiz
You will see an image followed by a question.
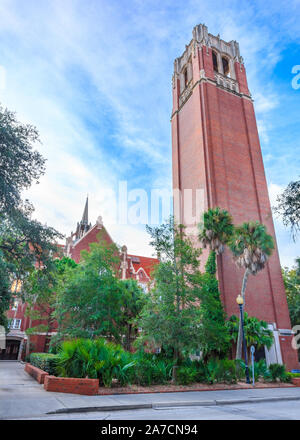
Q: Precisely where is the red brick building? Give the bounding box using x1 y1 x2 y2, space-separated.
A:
3 199 158 360
171 24 299 369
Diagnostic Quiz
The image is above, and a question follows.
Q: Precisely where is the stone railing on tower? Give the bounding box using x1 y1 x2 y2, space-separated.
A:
214 72 240 94
179 79 193 107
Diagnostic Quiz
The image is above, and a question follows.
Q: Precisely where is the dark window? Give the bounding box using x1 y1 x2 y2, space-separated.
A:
184 69 188 87
222 57 230 76
212 51 218 72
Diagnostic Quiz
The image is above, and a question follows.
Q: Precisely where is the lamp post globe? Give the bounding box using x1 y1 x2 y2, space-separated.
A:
236 294 243 305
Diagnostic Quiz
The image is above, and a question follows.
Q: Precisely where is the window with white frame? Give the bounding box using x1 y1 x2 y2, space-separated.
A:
9 319 21 330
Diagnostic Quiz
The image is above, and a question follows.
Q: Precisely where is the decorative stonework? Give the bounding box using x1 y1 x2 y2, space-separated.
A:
199 69 206 80
174 23 244 78
193 23 243 63
96 215 103 227
214 72 239 93
179 79 193 107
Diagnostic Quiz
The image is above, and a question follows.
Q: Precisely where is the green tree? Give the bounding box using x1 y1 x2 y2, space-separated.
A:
226 312 273 355
138 217 203 369
197 207 233 361
198 207 234 258
0 251 11 330
229 221 274 359
0 105 44 213
120 279 147 351
54 236 126 343
282 258 300 327
199 251 231 361
22 257 77 355
0 104 62 325
274 178 300 241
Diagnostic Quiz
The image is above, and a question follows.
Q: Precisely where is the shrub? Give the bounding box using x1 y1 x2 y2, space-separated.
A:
234 359 248 381
247 359 270 382
268 363 289 382
114 350 136 386
177 359 239 385
286 372 299 382
176 366 198 385
191 359 210 383
235 360 290 383
48 336 62 354
56 338 135 387
132 357 172 386
206 359 238 384
29 353 59 375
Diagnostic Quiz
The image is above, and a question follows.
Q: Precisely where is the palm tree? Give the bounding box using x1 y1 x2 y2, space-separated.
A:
198 207 234 258
229 221 274 360
197 208 234 361
226 312 274 358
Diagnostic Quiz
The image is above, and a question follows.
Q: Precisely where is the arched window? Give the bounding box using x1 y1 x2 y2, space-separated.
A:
212 51 218 72
222 57 230 77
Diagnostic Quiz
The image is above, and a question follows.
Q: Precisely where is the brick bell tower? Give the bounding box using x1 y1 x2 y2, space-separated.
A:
171 24 299 369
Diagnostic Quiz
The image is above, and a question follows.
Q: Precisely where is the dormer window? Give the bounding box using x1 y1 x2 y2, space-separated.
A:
222 57 230 77
212 51 218 72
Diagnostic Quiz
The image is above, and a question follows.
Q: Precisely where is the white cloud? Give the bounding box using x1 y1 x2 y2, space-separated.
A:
268 183 284 207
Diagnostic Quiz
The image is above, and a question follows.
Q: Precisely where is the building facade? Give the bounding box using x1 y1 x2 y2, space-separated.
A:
65 198 158 289
171 24 298 369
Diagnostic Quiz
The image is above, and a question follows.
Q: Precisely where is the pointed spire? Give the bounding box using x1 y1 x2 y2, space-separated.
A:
82 195 88 225
74 196 91 241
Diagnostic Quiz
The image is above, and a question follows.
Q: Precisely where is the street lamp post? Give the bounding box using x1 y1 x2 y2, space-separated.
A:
236 294 250 384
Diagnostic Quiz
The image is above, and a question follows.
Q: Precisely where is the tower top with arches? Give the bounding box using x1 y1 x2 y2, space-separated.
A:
172 24 250 112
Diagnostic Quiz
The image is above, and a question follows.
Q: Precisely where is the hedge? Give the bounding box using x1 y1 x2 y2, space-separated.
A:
29 353 59 376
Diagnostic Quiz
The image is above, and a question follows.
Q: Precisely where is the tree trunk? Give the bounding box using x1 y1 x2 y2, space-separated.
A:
126 323 132 351
236 268 250 360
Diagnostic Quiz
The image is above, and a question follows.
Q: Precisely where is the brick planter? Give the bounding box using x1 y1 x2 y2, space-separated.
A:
44 375 99 395
25 363 48 384
292 378 300 387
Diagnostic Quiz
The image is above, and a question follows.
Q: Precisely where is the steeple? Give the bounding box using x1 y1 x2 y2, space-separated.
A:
82 196 89 225
75 196 91 241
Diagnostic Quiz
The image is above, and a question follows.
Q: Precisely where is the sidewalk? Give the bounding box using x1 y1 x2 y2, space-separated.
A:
1 361 300 419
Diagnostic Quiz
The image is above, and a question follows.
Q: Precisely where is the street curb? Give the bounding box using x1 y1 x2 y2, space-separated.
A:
153 400 216 408
46 395 300 414
47 404 153 414
216 396 300 405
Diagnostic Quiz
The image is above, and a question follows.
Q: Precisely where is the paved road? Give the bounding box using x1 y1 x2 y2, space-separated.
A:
2 361 300 420
12 400 300 420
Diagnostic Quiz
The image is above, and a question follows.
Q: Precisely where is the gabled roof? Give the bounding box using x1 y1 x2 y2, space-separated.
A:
69 223 114 264
67 221 159 280
127 254 158 278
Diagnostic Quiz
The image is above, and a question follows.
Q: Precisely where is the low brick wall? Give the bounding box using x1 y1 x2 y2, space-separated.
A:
25 363 48 384
292 378 300 387
44 375 99 395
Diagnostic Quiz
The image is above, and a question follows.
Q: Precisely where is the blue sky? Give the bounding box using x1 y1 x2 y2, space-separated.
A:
0 0 299 266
